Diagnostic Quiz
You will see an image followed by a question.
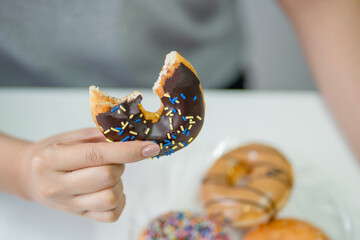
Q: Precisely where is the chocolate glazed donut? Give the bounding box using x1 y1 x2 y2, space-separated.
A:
201 144 294 228
90 51 205 158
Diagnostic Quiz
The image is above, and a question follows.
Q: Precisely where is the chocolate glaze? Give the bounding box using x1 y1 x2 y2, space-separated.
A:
96 62 205 157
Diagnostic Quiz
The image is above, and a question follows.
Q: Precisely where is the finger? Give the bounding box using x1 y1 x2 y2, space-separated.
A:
43 128 106 146
58 128 106 144
72 180 124 212
53 141 160 171
63 164 125 195
82 194 126 222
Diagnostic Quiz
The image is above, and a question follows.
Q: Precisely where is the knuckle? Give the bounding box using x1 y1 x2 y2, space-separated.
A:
85 145 103 166
31 156 45 173
38 183 57 199
99 167 118 188
103 189 120 209
105 210 120 222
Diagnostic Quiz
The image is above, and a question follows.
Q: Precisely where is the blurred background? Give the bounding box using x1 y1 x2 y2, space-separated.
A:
0 0 316 90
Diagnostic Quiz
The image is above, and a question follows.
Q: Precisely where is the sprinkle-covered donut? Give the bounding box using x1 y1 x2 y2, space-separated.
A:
138 211 230 240
243 219 329 240
90 51 205 158
201 144 294 228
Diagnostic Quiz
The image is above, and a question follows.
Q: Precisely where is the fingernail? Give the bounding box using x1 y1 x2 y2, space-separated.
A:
142 143 160 158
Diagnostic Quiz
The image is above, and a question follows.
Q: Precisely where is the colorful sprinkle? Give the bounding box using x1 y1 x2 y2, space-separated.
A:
117 110 121 114
172 108 177 113
188 137 194 143
197 115 202 120
170 124 173 130
121 136 130 142
169 118 172 124
106 138 113 142
180 93 186 99
169 148 175 153
143 120 147 123
186 131 190 136
119 129 124 135
129 114 134 119
166 110 173 116
110 106 119 113
140 114 143 117
185 116 193 119
120 105 126 112
145 128 150 134
175 100 180 104
180 125 184 131
183 142 187 147
172 146 178 150
193 96 197 101
189 125 193 130
129 131 138 135
179 142 184 147
104 129 110 134
164 93 171 98
122 122 129 129
136 119 141 122
182 116 187 121
171 134 177 139
131 136 135 140
160 143 163 149
178 109 182 115
182 129 187 134
111 127 120 133
167 133 171 139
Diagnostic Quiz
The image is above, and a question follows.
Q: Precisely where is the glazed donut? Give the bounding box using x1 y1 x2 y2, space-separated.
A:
243 218 329 240
138 211 230 240
201 144 294 228
89 51 205 158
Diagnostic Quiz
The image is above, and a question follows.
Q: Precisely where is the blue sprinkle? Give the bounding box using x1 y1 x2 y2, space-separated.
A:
115 127 122 131
157 155 160 159
172 108 177 113
182 129 187 134
168 152 172 156
165 152 168 156
169 98 175 104
182 116 187 121
119 129 124 135
171 134 177 139
183 142 187 147
153 140 158 144
164 142 171 147
170 148 175 153
193 96 197 101
130 136 135 140
121 136 130 142
164 139 170 143
186 131 190 136
135 119 141 122
180 93 186 100
110 106 119 113
173 97 178 102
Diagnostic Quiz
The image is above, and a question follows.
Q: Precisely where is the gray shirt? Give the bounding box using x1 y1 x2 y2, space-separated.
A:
0 0 248 88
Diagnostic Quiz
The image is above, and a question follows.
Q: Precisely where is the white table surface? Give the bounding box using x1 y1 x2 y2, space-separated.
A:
0 88 359 240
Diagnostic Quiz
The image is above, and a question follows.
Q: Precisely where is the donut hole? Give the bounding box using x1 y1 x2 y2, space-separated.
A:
226 161 252 186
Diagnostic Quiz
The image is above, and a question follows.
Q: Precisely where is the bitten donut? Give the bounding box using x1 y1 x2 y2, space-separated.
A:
90 51 205 158
201 144 294 228
138 211 230 240
243 218 329 240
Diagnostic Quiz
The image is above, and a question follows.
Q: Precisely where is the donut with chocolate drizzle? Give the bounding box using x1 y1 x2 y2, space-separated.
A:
89 51 205 158
201 144 294 228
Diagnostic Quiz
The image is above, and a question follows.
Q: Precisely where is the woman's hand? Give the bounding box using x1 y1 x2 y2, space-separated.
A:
17 128 160 222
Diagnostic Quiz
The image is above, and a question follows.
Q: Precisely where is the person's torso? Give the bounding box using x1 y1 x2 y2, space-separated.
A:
0 0 247 88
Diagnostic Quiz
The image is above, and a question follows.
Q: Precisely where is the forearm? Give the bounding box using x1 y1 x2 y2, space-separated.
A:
278 0 360 160
0 133 32 198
